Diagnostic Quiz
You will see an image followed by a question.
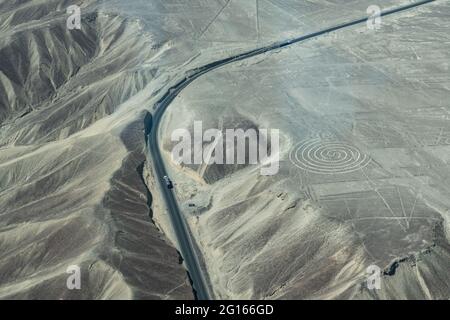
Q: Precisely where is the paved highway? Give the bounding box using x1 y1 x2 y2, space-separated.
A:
146 0 436 300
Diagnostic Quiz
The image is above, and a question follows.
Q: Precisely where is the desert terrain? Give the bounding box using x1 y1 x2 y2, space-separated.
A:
160 0 450 299
0 0 449 299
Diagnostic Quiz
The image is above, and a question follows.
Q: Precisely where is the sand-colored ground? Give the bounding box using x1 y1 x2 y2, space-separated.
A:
160 0 450 299
1 0 449 299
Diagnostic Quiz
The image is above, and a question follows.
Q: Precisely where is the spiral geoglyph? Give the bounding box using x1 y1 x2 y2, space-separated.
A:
289 138 371 174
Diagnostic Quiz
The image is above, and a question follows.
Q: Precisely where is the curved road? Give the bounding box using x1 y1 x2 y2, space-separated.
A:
146 0 436 300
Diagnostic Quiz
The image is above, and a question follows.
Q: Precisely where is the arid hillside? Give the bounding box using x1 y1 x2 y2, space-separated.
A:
1 0 449 300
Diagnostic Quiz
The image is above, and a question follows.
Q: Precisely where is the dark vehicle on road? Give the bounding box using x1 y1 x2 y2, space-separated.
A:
163 175 174 189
